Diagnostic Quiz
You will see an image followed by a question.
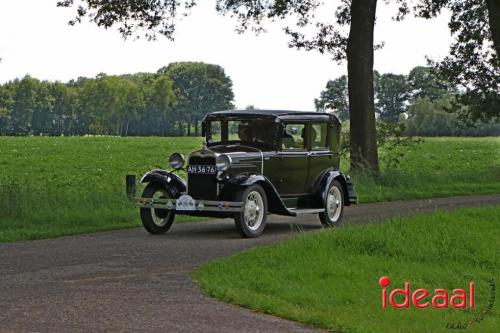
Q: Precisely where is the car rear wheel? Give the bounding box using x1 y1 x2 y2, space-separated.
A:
140 182 176 234
319 179 344 227
234 184 267 238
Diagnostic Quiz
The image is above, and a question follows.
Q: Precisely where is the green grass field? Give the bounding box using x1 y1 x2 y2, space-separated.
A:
0 136 202 242
349 137 500 202
194 206 500 333
0 136 499 242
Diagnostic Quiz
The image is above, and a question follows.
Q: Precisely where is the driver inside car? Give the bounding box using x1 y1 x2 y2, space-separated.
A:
238 123 252 142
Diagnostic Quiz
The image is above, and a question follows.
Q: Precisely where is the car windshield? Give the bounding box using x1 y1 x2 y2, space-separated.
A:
206 119 277 150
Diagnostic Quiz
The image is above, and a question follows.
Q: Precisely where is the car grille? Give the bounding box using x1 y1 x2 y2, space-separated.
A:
188 155 218 200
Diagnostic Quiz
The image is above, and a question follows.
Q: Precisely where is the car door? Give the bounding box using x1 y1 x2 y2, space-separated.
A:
307 122 334 191
274 122 309 196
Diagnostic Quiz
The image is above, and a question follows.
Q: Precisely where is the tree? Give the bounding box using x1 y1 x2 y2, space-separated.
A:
31 81 55 135
11 76 40 135
318 65 457 125
316 71 412 123
407 66 449 101
487 0 500 57
159 62 234 136
375 73 411 122
406 96 455 136
345 0 379 170
405 95 500 136
412 0 500 123
0 82 15 134
315 75 349 120
0 66 244 136
78 74 147 135
50 82 80 135
145 75 177 136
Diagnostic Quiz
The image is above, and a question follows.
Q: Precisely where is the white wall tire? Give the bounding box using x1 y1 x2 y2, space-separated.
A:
319 179 344 227
234 184 267 238
140 183 176 234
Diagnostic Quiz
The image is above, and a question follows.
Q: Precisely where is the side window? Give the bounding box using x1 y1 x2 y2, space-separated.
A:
311 123 328 150
208 121 223 143
282 123 307 150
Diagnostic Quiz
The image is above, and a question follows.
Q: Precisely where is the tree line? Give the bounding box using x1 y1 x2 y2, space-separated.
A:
0 62 234 136
315 66 500 136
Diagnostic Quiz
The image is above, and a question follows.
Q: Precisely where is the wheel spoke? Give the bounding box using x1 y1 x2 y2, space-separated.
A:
244 191 264 231
151 189 172 227
326 185 342 222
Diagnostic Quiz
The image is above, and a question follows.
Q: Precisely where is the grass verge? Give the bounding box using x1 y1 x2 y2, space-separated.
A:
194 206 500 333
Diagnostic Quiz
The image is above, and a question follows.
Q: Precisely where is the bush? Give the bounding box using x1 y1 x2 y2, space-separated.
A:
405 97 500 137
340 120 423 169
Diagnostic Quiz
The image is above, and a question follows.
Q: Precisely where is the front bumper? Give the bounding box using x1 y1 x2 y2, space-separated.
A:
137 195 244 213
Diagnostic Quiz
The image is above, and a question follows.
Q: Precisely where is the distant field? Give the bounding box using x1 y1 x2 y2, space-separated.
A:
0 136 499 242
195 206 500 333
349 137 500 202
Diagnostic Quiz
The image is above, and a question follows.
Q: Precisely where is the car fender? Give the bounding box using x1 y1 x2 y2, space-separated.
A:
140 169 187 198
317 169 357 206
227 174 295 216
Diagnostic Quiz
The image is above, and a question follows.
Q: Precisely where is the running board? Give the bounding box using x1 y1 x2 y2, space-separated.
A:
288 208 324 215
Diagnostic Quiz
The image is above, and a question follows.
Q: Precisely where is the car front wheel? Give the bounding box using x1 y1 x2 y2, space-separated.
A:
140 182 176 234
234 184 267 238
319 179 344 227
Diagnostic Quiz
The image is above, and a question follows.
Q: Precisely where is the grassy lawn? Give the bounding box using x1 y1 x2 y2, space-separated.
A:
0 136 202 242
346 137 500 202
0 136 499 242
194 206 500 333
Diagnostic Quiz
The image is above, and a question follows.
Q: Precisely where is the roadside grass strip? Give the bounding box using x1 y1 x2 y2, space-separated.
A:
194 206 500 333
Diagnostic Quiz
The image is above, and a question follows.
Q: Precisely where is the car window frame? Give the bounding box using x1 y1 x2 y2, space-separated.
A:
205 118 280 151
310 121 330 152
280 121 309 152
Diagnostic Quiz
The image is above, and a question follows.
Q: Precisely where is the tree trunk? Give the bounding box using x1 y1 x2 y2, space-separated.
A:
187 120 192 136
347 0 379 172
125 119 130 136
486 0 500 58
194 119 199 136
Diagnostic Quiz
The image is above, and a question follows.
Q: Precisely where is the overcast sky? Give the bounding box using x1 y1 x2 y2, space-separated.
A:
0 0 453 110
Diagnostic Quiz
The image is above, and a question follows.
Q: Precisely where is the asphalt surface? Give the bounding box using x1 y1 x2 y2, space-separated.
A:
1 194 499 333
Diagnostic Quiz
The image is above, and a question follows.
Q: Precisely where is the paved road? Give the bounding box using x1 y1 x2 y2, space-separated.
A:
1 194 499 333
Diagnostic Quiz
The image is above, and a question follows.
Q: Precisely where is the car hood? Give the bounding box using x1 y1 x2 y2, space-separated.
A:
189 144 263 174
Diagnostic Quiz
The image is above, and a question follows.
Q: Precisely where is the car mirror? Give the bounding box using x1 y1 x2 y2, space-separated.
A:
289 127 298 135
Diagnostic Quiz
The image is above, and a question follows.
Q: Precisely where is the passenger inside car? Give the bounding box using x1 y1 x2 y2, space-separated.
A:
282 124 308 149
282 131 294 149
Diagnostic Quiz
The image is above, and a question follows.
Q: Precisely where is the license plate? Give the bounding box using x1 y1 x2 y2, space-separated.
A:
176 194 196 211
187 165 217 174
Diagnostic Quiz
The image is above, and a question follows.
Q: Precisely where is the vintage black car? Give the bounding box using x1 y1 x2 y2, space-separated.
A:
138 110 357 237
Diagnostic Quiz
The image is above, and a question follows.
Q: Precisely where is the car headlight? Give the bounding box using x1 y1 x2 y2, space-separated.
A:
169 153 185 170
216 154 232 171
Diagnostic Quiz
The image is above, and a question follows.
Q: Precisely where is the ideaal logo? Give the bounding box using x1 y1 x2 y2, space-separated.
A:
379 276 475 309
379 276 496 330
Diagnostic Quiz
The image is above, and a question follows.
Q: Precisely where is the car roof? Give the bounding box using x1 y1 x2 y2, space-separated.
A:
203 110 341 124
